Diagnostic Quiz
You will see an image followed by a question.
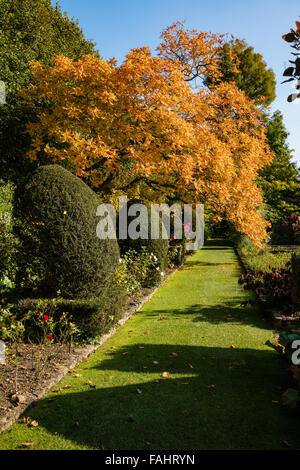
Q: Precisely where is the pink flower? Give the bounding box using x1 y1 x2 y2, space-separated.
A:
43 315 49 321
46 334 53 340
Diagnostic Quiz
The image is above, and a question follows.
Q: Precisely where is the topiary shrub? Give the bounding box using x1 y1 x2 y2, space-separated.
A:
118 199 169 286
14 164 120 299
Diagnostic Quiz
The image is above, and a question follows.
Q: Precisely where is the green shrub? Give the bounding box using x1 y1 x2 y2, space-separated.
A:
118 199 168 286
291 253 300 309
15 282 128 342
0 303 24 343
238 236 292 273
168 211 186 266
14 165 120 299
116 248 163 293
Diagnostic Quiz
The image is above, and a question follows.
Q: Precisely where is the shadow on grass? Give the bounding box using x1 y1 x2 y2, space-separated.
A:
142 298 266 329
202 238 233 249
14 343 300 450
184 261 235 268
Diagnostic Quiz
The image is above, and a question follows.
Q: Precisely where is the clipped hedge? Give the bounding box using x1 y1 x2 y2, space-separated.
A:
15 282 128 341
14 164 119 299
118 199 169 286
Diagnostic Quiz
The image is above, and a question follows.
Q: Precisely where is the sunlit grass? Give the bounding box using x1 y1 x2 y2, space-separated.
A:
0 240 299 450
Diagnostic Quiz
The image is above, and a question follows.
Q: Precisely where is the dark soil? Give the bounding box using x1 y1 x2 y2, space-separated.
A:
0 343 88 417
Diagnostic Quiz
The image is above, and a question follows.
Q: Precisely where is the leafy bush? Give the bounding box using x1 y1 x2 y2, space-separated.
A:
238 235 292 272
0 304 24 343
238 265 292 306
291 253 300 309
118 200 169 286
168 245 185 268
14 165 120 299
18 296 80 344
167 211 187 266
15 282 128 343
116 248 163 294
271 214 300 245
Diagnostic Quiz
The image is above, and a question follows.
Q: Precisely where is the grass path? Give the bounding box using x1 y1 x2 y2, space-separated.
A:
1 240 300 450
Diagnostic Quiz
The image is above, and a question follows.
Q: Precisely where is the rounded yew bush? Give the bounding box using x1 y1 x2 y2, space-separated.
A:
14 164 119 299
118 199 169 285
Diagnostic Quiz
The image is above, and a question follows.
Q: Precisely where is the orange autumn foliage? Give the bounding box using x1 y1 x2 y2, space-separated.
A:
20 22 272 245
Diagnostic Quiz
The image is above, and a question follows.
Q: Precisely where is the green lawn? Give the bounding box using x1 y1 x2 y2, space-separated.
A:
1 239 300 450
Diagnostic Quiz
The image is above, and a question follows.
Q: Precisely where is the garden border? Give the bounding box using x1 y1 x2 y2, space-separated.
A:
235 246 300 333
0 261 184 434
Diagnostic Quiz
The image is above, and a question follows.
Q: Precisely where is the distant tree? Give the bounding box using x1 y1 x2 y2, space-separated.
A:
0 0 97 181
205 38 276 105
282 20 300 101
258 111 300 223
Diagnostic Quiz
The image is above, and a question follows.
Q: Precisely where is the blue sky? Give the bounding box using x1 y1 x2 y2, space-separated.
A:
53 0 300 167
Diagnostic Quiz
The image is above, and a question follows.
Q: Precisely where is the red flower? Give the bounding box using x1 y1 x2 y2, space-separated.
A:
43 315 49 321
46 334 53 340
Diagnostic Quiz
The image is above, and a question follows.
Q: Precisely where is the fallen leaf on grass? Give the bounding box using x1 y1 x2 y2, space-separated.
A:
53 388 62 392
137 388 143 394
139 346 145 349
188 364 194 369
171 352 178 357
144 330 151 335
86 381 96 388
73 374 82 378
29 420 39 428
21 442 34 447
153 361 159 365
230 345 236 349
162 371 170 378
63 385 72 389
207 384 216 388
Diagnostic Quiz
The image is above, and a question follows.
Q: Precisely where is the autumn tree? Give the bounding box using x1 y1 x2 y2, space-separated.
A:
20 23 272 245
0 0 97 181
